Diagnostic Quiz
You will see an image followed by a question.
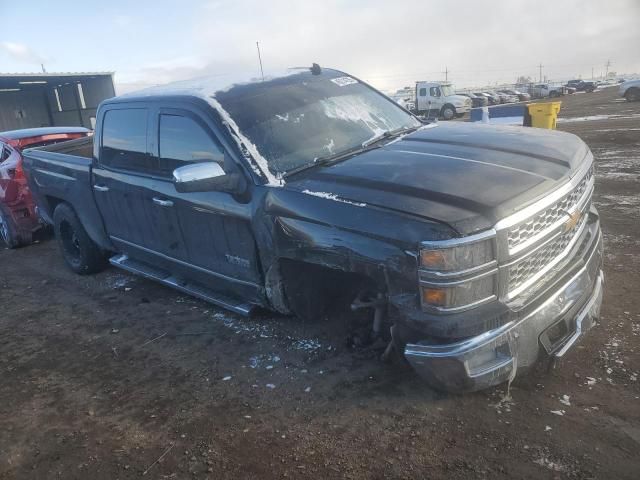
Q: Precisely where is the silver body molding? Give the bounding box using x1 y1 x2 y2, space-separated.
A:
405 219 603 393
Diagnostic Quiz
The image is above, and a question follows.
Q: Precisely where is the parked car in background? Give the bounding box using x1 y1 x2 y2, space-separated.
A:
0 127 91 247
499 88 531 101
456 92 488 108
619 79 640 101
565 80 597 93
492 91 518 103
532 84 570 98
22 66 604 393
415 81 472 120
475 92 500 105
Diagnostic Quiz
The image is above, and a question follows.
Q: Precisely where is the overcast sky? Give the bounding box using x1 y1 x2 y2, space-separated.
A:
1 0 638 94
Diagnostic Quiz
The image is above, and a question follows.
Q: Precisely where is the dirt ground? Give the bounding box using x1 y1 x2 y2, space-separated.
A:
1 86 639 480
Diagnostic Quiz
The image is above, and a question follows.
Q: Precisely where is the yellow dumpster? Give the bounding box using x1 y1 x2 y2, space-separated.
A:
527 101 561 129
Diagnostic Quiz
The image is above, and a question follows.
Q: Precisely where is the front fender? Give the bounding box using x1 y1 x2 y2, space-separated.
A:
255 187 455 297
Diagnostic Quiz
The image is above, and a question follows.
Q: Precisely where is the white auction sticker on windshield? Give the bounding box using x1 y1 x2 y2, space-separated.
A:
331 76 358 87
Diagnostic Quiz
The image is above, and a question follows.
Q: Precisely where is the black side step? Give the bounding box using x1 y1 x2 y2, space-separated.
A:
109 254 254 316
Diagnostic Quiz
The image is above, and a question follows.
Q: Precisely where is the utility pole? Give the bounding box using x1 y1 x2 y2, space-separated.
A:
256 41 265 81
605 59 611 78
538 63 543 83
41 63 46 73
591 67 594 80
443 66 449 82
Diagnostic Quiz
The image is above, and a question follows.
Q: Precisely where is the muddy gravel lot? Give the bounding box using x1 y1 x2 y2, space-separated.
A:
1 86 639 479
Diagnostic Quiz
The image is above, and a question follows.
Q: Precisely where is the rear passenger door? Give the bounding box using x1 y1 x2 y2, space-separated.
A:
92 105 185 264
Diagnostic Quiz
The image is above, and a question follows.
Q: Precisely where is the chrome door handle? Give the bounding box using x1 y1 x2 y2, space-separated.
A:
93 184 109 192
152 197 174 207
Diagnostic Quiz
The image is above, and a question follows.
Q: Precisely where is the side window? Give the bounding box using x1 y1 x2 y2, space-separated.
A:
158 114 224 173
419 88 427 97
430 87 441 97
101 108 151 172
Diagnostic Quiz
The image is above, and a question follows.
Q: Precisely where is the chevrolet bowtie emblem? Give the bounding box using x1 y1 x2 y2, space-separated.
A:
563 210 582 233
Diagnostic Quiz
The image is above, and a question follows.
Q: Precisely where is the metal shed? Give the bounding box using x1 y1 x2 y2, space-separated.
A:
0 72 115 131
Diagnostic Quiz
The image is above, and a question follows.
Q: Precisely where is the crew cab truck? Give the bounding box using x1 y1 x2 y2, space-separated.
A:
22 67 603 392
414 81 471 120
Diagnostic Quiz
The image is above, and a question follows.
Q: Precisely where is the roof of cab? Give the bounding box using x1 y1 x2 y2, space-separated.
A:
105 67 342 105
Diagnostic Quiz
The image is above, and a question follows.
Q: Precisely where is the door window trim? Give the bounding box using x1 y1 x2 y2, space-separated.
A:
98 105 155 176
155 107 226 179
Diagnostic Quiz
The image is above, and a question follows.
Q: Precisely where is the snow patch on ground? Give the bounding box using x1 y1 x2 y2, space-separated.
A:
596 195 640 218
210 312 325 354
533 456 568 472
558 113 640 123
104 273 135 289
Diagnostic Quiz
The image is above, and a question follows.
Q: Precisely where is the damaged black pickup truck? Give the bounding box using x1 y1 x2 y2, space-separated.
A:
22 66 603 392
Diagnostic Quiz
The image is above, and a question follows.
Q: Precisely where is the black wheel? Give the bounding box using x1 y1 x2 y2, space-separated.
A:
625 88 639 102
441 104 456 121
53 203 106 274
0 207 21 249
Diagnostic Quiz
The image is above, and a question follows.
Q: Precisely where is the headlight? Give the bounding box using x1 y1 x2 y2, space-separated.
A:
419 232 497 312
420 238 493 271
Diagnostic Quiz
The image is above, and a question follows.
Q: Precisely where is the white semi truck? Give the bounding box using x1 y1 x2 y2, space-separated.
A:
414 81 471 120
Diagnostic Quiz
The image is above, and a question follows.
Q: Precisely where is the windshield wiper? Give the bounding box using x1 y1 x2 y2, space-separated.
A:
283 125 421 178
361 125 420 148
283 144 368 178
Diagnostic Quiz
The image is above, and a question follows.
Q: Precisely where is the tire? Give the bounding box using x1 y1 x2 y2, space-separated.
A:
53 203 106 274
0 207 21 249
441 104 456 121
625 88 640 102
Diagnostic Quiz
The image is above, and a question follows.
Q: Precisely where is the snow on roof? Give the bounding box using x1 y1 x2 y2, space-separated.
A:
119 68 336 187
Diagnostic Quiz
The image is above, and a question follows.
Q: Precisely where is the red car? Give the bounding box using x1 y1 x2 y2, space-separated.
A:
0 127 91 247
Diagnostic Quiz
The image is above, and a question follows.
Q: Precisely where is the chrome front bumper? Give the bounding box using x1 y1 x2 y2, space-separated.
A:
405 232 603 393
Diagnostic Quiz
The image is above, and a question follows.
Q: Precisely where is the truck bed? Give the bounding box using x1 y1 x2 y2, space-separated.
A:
31 135 94 158
21 136 110 250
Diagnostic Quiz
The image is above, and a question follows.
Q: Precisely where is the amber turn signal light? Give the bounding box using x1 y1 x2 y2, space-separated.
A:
422 287 447 306
420 249 445 269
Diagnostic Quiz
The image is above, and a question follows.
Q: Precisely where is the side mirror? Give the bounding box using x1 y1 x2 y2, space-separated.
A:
173 162 244 194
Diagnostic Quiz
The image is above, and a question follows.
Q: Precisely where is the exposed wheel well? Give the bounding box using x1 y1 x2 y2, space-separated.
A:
274 258 382 321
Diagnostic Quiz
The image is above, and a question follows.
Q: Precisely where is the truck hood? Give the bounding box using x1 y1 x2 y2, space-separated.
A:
284 122 589 235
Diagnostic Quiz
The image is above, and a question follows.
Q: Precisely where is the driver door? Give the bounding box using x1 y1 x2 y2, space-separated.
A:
153 107 261 296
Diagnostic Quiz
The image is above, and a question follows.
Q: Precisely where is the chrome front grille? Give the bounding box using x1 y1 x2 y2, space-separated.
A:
508 214 588 293
507 166 593 251
497 158 595 302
